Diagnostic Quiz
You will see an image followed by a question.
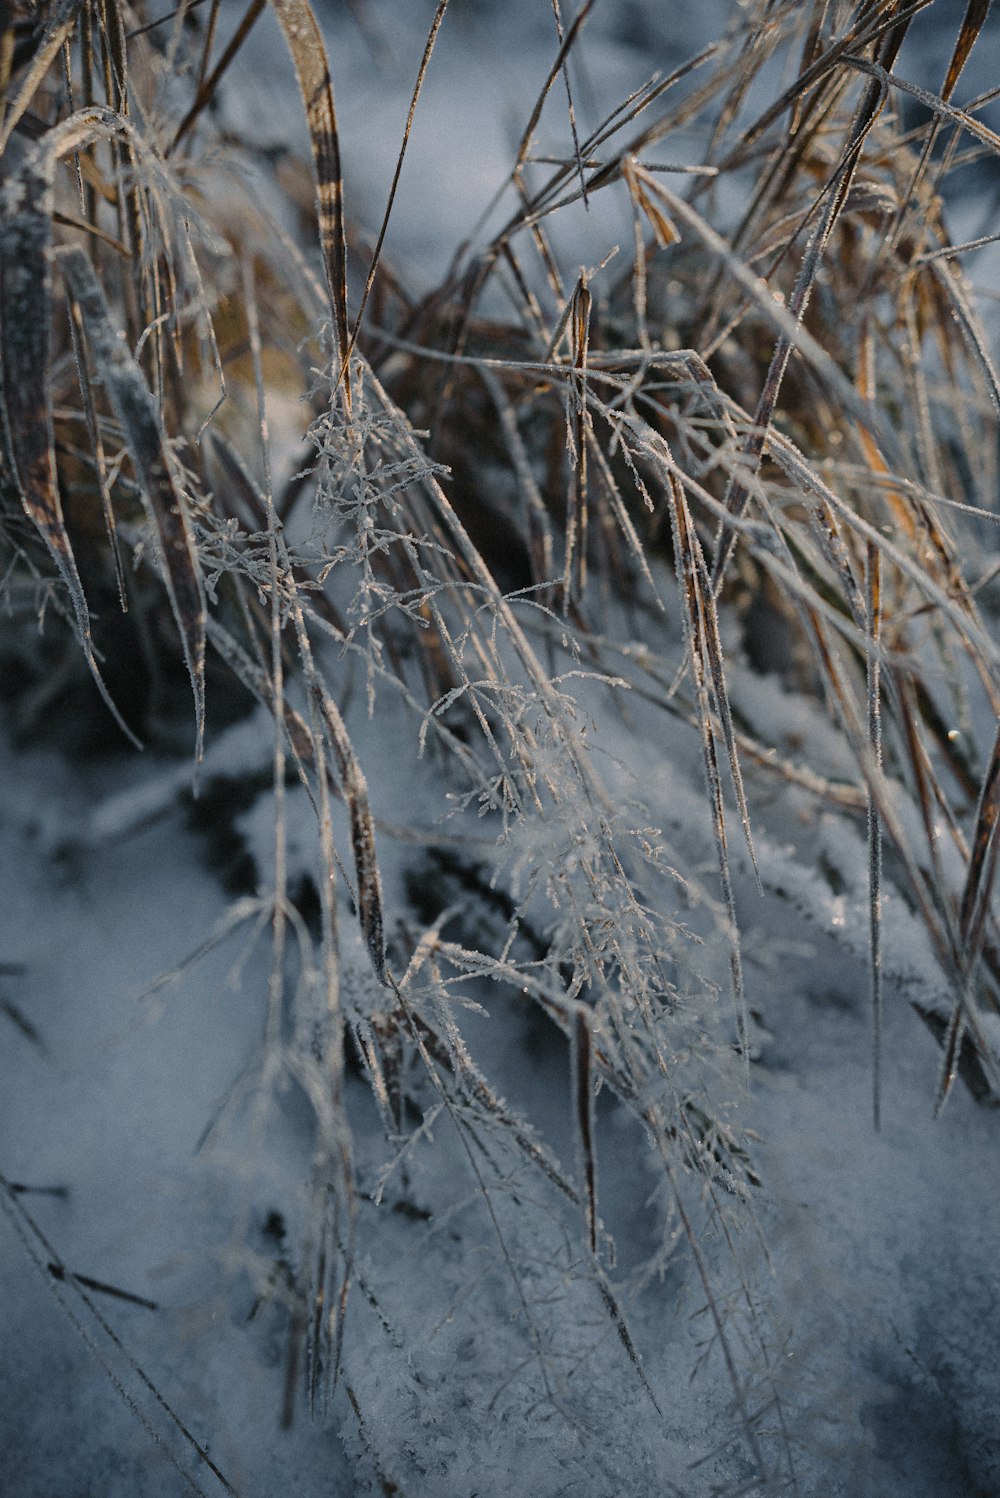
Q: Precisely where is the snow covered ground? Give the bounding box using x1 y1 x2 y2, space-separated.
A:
4 595 1000 1497
3 1 1000 1495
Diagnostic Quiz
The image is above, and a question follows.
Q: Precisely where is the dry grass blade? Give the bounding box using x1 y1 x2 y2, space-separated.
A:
687 509 759 885
788 0 831 137
270 0 350 409
866 539 883 1130
343 0 450 376
933 1004 968 1118
479 367 555 586
0 134 139 746
404 945 582 1201
667 473 749 1071
882 0 993 257
0 0 14 106
941 0 992 102
594 1271 662 1417
930 257 1000 420
803 610 1000 1118
631 179 897 476
0 1175 238 1496
0 0 84 154
845 55 1000 160
385 970 573 1419
857 327 884 1129
57 243 206 758
345 1384 403 1497
959 724 1000 964
205 609 385 987
204 616 315 768
426 0 596 407
317 685 388 987
895 679 952 908
711 48 901 589
514 0 595 185
0 169 78 595
733 0 931 155
563 269 591 603
170 0 267 150
622 158 680 249
572 1005 597 1255
66 292 128 611
549 0 588 202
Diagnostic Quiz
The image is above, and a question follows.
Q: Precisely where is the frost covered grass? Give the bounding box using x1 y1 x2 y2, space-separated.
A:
2 0 1000 1493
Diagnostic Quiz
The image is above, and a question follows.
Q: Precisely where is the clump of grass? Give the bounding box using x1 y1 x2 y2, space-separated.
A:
2 0 1000 1491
